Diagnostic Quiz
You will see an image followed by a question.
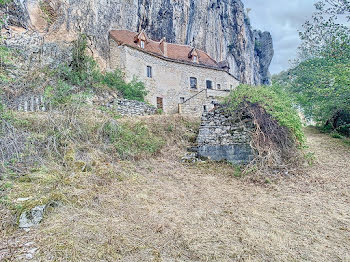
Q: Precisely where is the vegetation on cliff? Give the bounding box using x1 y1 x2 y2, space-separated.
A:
49 35 147 104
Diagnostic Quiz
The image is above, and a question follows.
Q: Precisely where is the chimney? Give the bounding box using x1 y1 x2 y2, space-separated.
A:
160 37 168 57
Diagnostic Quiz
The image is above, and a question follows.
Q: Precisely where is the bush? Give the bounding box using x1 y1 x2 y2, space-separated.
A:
224 84 304 167
101 71 147 102
44 81 74 106
226 84 304 143
50 34 148 103
103 120 164 160
331 132 343 139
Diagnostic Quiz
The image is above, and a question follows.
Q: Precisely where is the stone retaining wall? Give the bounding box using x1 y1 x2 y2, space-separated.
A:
7 93 156 116
197 105 255 164
106 99 157 116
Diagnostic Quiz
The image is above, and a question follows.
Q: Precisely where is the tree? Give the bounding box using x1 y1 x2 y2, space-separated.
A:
277 0 350 135
298 0 350 60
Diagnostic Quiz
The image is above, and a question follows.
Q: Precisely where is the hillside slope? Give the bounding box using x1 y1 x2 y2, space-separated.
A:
1 117 349 261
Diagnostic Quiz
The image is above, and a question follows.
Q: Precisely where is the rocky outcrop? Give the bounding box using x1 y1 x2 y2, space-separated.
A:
4 31 72 72
253 30 274 85
3 0 273 85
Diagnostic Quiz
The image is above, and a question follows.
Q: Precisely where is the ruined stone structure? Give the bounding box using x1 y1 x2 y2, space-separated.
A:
197 105 255 164
109 30 239 115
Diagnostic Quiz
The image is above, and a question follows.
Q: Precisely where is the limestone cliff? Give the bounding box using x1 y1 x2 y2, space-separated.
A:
3 0 274 85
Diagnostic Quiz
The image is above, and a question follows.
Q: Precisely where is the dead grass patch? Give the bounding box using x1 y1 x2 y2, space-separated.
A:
1 117 349 261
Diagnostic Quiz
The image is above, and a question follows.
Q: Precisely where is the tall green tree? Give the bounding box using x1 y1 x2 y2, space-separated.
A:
282 0 350 134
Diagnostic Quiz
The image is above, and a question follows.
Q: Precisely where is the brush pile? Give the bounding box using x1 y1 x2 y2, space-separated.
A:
235 101 300 168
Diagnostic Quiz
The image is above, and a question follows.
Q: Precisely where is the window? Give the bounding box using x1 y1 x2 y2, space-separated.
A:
217 84 221 89
193 55 198 63
140 40 145 49
147 66 152 78
206 80 213 89
230 84 233 90
190 77 197 89
203 105 207 112
180 97 185 103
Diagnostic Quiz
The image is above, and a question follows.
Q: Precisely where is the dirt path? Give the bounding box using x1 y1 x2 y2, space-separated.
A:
3 128 350 261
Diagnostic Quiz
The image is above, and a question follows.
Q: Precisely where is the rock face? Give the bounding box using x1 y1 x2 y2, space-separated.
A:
5 0 274 85
197 105 255 164
4 31 72 73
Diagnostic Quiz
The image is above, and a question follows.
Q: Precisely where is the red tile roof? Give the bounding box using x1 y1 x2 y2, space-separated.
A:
109 30 219 68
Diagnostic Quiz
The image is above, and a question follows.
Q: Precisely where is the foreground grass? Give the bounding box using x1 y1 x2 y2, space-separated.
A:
1 119 350 261
0 109 199 256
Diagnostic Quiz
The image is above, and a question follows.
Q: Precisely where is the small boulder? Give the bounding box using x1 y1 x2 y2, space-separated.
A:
181 152 201 163
19 205 46 230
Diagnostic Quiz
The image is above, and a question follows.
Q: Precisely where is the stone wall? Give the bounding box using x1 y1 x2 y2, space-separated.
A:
16 95 48 112
109 40 239 115
178 89 207 117
106 99 157 116
3 94 49 112
197 105 255 164
178 89 230 117
7 93 156 117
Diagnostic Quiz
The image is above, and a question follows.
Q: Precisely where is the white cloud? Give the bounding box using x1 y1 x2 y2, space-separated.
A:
242 0 318 74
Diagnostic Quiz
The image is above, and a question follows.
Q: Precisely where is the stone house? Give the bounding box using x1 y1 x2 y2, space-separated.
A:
108 29 240 116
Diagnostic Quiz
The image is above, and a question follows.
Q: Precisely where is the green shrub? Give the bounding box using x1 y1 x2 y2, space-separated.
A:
336 124 350 137
51 34 147 102
104 121 164 159
226 84 305 144
0 100 4 113
101 71 147 102
331 132 343 139
58 36 98 88
44 81 74 106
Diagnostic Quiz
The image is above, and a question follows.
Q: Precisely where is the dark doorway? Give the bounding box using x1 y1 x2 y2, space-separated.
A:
157 97 163 110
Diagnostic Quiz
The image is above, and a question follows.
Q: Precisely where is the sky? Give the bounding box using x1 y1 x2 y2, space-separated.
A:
242 0 318 74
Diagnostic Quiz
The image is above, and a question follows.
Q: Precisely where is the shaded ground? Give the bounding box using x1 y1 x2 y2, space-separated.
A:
2 127 350 261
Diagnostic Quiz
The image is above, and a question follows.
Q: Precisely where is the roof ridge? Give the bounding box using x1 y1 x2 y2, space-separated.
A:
110 29 220 68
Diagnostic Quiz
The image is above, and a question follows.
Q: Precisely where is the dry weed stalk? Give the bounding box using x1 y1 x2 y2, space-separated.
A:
236 101 300 172
0 118 28 175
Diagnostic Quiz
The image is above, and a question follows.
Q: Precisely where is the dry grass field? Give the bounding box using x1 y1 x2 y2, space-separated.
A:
1 124 350 261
